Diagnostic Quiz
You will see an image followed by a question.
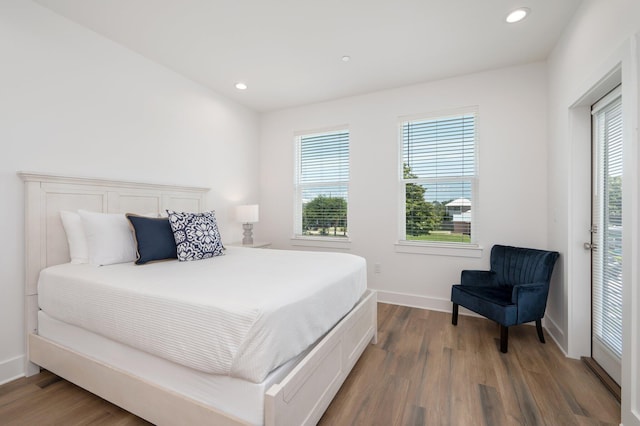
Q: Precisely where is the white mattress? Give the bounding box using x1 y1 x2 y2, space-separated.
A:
38 247 367 383
38 311 303 425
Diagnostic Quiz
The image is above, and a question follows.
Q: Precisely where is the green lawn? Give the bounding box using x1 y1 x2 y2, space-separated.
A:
407 233 471 243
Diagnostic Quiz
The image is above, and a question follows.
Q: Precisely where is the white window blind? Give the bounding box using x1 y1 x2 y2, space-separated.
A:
592 92 623 359
401 111 477 244
295 129 349 238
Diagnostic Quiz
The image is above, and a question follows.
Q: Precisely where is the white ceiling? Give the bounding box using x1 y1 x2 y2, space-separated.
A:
34 0 582 112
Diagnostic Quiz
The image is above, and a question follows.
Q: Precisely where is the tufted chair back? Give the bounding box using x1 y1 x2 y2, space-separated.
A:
490 245 559 287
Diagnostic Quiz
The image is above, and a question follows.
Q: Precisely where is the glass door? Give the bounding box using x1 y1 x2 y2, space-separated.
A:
590 85 622 385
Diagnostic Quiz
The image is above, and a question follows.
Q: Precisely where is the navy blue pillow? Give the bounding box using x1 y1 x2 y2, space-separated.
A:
126 214 177 265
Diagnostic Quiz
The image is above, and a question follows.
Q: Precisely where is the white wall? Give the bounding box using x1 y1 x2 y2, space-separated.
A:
546 1 640 424
259 62 549 311
0 0 259 384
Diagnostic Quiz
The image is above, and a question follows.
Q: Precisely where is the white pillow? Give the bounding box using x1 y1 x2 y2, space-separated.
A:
78 210 137 266
60 210 89 264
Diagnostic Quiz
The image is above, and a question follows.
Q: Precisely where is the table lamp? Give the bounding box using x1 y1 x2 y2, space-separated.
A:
236 204 259 245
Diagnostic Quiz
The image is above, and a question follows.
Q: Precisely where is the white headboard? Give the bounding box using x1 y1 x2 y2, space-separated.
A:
18 171 209 375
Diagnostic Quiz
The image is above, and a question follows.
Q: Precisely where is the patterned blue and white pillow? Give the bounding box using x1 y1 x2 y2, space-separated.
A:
166 210 225 261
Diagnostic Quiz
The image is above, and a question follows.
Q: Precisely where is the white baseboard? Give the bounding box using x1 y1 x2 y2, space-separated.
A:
375 289 552 329
0 355 25 385
544 315 570 357
374 289 481 317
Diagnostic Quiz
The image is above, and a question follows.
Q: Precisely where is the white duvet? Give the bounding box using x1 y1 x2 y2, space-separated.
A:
37 247 367 383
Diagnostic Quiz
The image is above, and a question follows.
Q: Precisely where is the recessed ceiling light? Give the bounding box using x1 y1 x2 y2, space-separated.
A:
341 55 351 62
235 82 247 90
506 7 529 23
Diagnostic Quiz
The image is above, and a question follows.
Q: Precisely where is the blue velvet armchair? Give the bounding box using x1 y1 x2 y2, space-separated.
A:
451 245 559 353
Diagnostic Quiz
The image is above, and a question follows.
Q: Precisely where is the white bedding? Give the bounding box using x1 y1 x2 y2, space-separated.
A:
38 247 367 383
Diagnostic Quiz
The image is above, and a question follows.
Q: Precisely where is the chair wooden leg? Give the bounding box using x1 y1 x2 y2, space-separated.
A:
536 319 546 344
452 303 458 325
500 325 508 353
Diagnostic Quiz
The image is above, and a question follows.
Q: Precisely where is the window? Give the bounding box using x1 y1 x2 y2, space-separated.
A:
294 128 349 238
400 109 477 244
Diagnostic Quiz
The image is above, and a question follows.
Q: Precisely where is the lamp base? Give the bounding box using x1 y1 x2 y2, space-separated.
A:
242 223 254 245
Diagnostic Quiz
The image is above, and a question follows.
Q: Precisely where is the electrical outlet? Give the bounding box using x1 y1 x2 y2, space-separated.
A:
374 263 381 273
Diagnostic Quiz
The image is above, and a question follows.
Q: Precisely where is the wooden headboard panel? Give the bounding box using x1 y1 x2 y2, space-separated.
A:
18 172 209 375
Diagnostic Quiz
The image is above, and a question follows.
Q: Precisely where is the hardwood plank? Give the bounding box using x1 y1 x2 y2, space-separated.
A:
477 384 508 426
544 344 620 424
400 404 426 426
0 304 621 426
523 368 579 426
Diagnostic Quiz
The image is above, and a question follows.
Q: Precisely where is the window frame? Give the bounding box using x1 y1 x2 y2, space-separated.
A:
396 107 481 257
293 126 351 247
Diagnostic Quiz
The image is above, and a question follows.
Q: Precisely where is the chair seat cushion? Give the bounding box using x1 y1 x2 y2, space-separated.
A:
451 285 518 326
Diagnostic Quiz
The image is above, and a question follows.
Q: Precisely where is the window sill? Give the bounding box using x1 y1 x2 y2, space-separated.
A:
394 241 483 258
290 237 352 250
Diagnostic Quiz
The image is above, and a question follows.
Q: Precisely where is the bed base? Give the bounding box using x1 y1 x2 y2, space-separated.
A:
29 289 377 426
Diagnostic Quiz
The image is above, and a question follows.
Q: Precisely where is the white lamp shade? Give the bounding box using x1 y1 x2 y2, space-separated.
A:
236 204 259 223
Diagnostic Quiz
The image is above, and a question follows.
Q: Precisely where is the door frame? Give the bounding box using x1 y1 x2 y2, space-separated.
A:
567 65 621 360
564 36 640 426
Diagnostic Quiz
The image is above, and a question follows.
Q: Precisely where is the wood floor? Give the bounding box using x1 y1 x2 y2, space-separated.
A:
319 304 620 425
0 304 620 425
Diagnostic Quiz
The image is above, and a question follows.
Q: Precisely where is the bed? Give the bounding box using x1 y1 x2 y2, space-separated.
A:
19 172 377 426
